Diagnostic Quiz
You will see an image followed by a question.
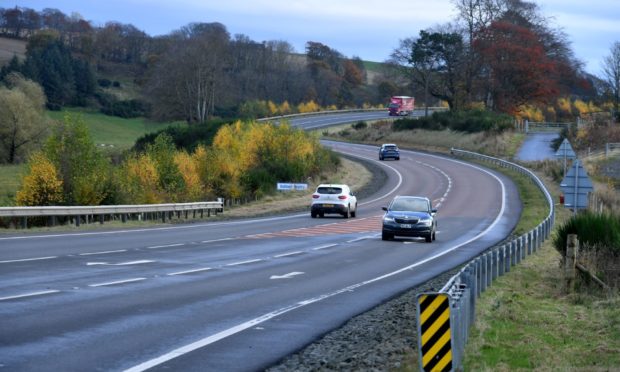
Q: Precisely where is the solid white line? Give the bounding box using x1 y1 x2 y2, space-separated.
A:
346 236 371 243
225 259 263 267
312 243 338 251
274 251 303 258
79 250 127 256
167 268 212 276
0 256 57 264
147 243 184 249
0 290 61 301
88 278 146 287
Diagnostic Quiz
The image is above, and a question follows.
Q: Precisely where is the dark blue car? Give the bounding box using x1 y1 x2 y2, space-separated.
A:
382 196 437 242
379 144 400 161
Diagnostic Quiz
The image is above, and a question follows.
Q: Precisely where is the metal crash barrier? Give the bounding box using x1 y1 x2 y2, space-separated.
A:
417 149 555 371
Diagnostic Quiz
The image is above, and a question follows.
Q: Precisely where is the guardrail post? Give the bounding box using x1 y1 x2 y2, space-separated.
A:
510 241 516 266
504 244 511 273
491 249 498 280
486 252 492 287
476 258 483 297
520 236 526 260
498 246 505 276
527 231 533 255
515 239 521 264
75 216 80 227
21 217 27 229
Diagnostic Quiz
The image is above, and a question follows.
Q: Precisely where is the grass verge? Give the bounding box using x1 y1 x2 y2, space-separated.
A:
461 166 620 370
0 163 24 206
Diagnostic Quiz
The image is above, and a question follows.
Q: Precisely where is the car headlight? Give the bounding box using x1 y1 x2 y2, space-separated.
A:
383 216 395 223
419 218 433 226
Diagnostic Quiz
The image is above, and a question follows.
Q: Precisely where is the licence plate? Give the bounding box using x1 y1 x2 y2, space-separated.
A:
323 204 334 207
400 224 412 228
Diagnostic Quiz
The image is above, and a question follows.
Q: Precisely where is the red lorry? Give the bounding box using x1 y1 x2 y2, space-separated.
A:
388 96 415 116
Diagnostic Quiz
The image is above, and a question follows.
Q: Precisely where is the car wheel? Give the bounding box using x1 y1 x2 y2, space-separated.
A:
319 213 324 218
379 156 383 161
432 230 436 241
382 231 393 241
343 206 350 219
311 211 317 218
396 157 400 161
350 204 357 218
425 234 432 243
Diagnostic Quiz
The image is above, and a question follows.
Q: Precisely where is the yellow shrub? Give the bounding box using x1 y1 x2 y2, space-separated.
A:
557 97 572 116
279 101 291 115
121 154 161 204
573 99 589 115
267 101 278 116
326 104 338 111
298 100 320 113
16 152 63 206
174 150 202 201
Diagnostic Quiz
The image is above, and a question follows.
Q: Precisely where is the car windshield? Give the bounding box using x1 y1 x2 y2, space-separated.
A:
388 103 399 108
391 199 428 212
317 187 343 194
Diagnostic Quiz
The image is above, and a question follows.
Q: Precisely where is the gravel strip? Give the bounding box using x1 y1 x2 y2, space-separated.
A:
267 269 460 371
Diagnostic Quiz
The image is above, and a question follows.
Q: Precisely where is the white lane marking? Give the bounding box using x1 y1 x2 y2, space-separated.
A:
346 236 373 243
270 272 305 280
0 256 57 264
0 290 61 301
147 243 184 249
125 148 509 372
312 244 338 251
274 251 303 258
225 259 263 267
201 238 233 244
88 278 147 287
86 260 155 266
79 250 127 256
167 267 212 276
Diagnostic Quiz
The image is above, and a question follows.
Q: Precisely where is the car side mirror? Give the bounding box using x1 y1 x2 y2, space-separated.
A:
431 208 437 215
382 207 388 211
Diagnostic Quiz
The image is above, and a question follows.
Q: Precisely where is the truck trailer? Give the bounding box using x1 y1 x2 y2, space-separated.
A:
388 96 415 116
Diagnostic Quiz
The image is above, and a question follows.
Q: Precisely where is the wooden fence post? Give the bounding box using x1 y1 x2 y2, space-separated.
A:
565 234 579 293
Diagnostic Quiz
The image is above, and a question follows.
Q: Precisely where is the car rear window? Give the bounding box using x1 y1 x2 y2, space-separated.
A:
317 187 343 194
384 145 397 150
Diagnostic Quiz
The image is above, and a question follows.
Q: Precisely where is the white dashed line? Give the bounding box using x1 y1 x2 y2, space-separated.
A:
312 244 338 251
274 251 304 258
167 268 212 276
147 243 184 249
86 260 155 266
79 250 127 256
201 238 233 244
88 278 147 287
0 256 57 264
0 290 61 301
225 259 263 267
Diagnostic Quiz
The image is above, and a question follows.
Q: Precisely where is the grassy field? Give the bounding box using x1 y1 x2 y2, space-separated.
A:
47 108 185 150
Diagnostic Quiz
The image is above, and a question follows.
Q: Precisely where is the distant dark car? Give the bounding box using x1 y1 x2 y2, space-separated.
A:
379 144 400 161
382 196 437 242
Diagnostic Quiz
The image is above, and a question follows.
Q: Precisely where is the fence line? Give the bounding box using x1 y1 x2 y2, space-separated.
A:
418 148 555 371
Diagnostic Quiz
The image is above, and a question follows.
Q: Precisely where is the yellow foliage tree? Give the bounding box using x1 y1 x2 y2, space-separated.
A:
267 101 278 116
278 101 291 115
174 150 202 201
16 152 63 206
120 153 161 204
298 100 320 113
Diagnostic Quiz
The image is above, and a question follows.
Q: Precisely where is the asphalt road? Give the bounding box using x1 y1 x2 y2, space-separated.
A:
0 141 521 371
515 132 560 161
269 109 429 130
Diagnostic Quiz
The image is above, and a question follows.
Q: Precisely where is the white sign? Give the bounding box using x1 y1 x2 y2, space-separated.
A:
277 183 308 191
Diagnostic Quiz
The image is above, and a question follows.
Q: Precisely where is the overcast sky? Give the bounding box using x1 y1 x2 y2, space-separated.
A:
5 0 620 76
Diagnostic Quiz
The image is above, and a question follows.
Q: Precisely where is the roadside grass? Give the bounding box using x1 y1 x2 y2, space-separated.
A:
461 167 620 370
47 108 185 150
0 164 24 206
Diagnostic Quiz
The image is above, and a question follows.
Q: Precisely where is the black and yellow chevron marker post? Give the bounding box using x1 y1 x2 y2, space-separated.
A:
417 293 453 372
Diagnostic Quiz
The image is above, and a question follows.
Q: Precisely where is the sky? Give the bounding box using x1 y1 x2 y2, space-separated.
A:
4 0 620 76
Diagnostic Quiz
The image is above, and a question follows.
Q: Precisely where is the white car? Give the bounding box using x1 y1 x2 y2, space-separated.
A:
310 184 357 218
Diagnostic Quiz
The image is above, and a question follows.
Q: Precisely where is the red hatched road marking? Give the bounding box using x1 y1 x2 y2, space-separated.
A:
245 215 383 239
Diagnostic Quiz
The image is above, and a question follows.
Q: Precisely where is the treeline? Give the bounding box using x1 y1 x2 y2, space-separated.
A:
386 0 606 117
0 7 379 123
17 115 338 207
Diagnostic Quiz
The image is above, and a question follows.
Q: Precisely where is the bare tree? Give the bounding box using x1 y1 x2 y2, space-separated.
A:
602 42 620 116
